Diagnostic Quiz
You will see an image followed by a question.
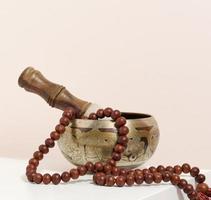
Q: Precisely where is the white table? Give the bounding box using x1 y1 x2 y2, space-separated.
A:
0 158 210 200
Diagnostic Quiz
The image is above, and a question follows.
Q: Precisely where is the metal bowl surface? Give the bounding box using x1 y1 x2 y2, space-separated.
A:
57 112 159 168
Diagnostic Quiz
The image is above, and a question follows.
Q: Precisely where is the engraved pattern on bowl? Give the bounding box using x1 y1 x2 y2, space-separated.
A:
57 112 159 168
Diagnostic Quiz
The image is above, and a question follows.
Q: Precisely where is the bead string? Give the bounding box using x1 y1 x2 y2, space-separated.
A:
25 107 211 200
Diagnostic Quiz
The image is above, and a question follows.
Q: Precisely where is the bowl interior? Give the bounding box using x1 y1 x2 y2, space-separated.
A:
121 112 151 119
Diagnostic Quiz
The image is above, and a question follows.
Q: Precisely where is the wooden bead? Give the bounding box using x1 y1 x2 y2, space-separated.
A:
143 169 151 174
39 144 49 154
64 107 75 114
170 174 180 185
26 170 36 178
33 173 43 184
104 107 113 117
60 117 70 126
51 173 61 185
26 167 34 175
153 173 162 183
117 136 128 146
127 169 134 174
106 159 116 166
26 168 36 176
70 169 79 179
114 144 125 153
118 126 129 136
43 173 51 184
111 110 121 120
119 169 128 176
115 117 127 128
94 162 104 172
89 113 98 120
65 107 75 114
144 173 153 184
55 124 65 134
111 166 120 176
206 188 211 197
134 169 143 176
187 191 197 200
96 109 104 118
198 192 210 200
157 165 165 173
127 170 135 177
92 173 98 183
183 184 194 194
135 174 144 184
115 176 126 187
195 174 206 183
29 158 39 167
196 183 209 193
106 175 115 186
92 173 97 183
190 167 200 177
112 152 121 161
162 171 171 182
85 161 94 172
174 165 182 175
96 174 106 186
126 174 135 186
77 166 87 176
182 163 191 174
166 166 174 173
103 164 112 175
177 179 188 189
45 138 55 148
93 172 104 184
26 164 36 171
33 151 43 160
50 131 60 140
27 172 35 182
63 109 75 120
149 166 157 173
61 172 71 182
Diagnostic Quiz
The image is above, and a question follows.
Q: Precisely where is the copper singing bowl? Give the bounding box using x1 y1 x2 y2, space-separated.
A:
57 112 159 168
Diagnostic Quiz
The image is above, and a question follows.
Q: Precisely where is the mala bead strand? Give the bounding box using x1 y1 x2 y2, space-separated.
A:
26 108 74 184
99 164 211 200
25 107 211 200
25 107 128 185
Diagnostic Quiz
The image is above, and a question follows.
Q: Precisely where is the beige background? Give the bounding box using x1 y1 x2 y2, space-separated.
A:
0 0 211 170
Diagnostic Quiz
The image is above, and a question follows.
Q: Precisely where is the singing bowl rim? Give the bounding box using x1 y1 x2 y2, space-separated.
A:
67 112 157 133
79 112 153 122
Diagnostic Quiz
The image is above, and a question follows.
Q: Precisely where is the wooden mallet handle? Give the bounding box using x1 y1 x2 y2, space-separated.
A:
18 67 91 116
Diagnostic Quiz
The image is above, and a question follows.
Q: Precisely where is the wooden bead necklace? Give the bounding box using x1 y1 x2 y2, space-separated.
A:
25 107 211 200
